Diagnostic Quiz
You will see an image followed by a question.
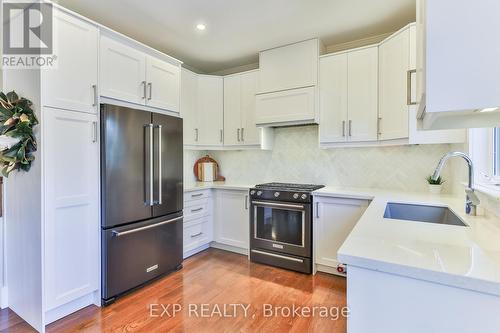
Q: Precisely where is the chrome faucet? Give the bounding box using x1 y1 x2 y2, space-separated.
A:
432 152 480 216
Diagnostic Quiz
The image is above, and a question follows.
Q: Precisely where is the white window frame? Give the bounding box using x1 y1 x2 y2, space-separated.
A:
469 128 500 190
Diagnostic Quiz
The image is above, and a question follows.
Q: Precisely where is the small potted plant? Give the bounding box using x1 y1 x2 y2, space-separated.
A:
427 175 444 194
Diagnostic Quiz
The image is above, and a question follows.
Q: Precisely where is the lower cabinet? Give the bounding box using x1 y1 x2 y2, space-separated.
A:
183 189 213 258
313 196 369 275
43 107 100 320
213 189 250 251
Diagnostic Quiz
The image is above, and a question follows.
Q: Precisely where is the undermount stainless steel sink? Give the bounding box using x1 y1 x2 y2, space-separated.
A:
383 203 468 227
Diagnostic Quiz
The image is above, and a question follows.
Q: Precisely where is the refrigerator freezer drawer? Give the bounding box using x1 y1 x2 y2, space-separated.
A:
102 213 183 302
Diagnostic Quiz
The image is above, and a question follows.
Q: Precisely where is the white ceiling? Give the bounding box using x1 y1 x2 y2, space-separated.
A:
57 0 416 73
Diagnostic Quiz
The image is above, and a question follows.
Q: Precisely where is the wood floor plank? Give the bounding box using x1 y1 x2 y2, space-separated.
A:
0 249 347 333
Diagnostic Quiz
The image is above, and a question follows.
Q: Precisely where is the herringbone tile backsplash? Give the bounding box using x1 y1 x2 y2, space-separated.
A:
185 125 466 194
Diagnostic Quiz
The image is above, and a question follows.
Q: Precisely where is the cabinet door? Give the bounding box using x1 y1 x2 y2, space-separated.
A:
347 47 378 142
198 75 223 146
146 56 180 112
240 71 260 145
214 190 249 249
223 75 242 146
319 54 348 143
100 35 146 105
181 68 199 145
379 29 410 140
314 197 368 268
43 10 98 114
44 108 99 310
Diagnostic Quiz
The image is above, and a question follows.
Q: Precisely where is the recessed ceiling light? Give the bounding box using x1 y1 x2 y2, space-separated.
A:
478 107 499 113
196 24 206 31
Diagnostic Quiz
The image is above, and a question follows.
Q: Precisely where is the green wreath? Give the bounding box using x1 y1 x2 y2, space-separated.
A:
0 91 38 177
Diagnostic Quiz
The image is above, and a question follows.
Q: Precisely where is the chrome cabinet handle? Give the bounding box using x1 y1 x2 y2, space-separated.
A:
407 69 417 106
148 82 153 100
377 117 382 136
241 128 244 142
195 128 199 142
190 232 203 238
245 195 248 210
348 120 352 137
156 124 162 205
191 193 203 198
220 129 223 142
316 202 320 218
92 84 97 107
148 124 154 206
237 128 240 142
142 81 147 99
191 207 203 213
342 120 346 137
92 121 97 143
112 216 183 237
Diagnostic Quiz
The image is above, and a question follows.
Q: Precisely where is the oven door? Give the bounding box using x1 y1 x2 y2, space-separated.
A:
250 200 311 258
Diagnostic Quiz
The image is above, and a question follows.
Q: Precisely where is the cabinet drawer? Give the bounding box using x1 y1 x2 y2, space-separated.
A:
256 86 316 126
183 217 212 253
184 190 211 202
184 198 211 221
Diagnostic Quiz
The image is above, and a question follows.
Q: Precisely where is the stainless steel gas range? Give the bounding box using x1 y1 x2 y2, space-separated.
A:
249 183 325 274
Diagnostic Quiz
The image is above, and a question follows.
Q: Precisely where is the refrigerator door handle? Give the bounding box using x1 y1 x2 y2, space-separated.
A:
156 124 163 205
111 215 183 237
148 124 154 206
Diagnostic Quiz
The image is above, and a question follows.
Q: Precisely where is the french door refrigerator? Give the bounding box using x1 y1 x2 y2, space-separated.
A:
100 104 183 305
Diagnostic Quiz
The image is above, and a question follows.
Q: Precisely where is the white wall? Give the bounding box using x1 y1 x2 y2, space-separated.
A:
200 125 462 194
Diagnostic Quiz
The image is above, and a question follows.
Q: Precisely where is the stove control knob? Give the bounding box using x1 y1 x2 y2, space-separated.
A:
293 193 299 199
301 194 307 200
257 191 262 196
250 190 256 195
274 192 280 198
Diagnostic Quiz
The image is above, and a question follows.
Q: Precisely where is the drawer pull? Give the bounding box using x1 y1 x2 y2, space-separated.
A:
190 207 203 213
191 193 203 198
190 232 203 238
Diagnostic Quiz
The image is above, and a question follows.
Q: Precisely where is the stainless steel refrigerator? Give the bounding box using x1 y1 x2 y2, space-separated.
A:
100 104 183 305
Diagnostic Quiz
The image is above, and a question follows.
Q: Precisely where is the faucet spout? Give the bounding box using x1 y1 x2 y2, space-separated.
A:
432 152 479 215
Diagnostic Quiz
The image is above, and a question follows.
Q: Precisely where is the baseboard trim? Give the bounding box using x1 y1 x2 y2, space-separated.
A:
210 242 248 256
183 243 210 259
44 292 96 325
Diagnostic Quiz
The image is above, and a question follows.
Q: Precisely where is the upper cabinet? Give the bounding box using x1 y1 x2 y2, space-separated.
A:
181 69 224 148
224 70 273 149
100 35 181 114
320 45 378 144
417 0 500 129
42 9 98 114
256 39 324 127
378 27 410 141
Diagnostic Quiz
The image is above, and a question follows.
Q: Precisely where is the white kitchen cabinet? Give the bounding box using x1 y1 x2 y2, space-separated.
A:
213 190 249 251
198 75 224 147
43 108 99 313
258 39 322 93
378 27 410 141
145 56 180 111
181 68 199 146
320 46 378 144
100 35 146 105
417 0 500 130
100 35 181 113
183 189 213 258
42 9 98 114
224 70 273 148
314 196 369 275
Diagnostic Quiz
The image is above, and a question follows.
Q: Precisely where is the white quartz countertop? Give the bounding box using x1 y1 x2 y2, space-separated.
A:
184 182 500 296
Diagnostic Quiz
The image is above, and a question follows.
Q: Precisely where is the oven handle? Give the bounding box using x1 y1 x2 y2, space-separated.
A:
251 201 305 210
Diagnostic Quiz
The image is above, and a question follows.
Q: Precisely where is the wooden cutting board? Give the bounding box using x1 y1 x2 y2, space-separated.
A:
193 155 225 182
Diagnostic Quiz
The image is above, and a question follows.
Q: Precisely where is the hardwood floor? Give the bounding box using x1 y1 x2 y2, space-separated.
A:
0 249 347 332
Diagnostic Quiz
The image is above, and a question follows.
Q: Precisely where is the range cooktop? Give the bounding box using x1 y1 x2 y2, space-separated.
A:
254 182 325 192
